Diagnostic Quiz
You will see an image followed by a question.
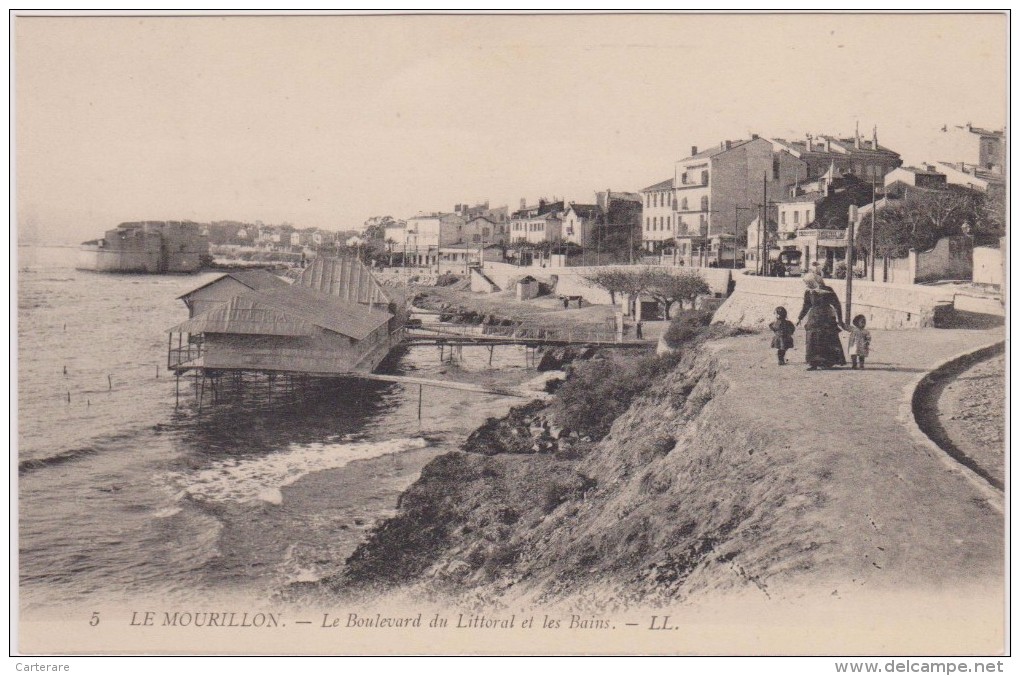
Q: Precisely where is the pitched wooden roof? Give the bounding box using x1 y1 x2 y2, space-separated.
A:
171 285 392 340
177 270 290 300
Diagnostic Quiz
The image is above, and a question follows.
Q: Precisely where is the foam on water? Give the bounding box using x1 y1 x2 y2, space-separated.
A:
166 436 431 505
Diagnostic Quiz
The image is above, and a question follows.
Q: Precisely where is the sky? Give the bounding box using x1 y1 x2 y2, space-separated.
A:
14 12 1008 245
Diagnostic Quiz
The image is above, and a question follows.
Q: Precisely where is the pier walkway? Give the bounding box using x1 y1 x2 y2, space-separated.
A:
403 323 653 348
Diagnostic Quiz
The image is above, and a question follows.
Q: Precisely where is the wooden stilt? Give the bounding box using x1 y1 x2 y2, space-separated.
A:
175 374 180 408
107 374 112 390
198 375 205 413
418 384 423 420
488 345 494 366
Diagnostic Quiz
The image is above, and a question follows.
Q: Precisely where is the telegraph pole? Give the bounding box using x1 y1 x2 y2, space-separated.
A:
869 178 877 281
759 173 768 275
844 216 855 326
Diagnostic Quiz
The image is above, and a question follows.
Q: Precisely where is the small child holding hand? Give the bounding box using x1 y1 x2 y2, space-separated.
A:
848 314 871 369
769 306 795 365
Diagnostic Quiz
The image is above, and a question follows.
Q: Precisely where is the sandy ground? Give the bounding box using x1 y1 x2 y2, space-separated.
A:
936 353 1006 486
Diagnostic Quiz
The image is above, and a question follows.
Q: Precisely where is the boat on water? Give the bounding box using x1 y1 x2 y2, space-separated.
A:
77 221 208 273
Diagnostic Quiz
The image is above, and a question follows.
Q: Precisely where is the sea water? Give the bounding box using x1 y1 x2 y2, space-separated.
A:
16 245 536 613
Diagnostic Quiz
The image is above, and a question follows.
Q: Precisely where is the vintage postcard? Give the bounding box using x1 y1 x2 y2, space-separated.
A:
13 12 1008 658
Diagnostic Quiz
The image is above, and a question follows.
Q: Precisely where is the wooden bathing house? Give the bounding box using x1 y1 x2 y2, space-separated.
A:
168 277 399 377
177 269 292 318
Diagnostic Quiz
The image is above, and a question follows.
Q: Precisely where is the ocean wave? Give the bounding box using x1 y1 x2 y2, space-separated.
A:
164 436 431 505
18 446 98 474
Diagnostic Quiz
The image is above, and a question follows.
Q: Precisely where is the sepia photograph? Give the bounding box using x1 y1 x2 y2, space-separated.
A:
12 11 1008 660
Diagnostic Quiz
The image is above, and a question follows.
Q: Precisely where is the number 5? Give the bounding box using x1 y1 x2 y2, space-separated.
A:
90 612 100 626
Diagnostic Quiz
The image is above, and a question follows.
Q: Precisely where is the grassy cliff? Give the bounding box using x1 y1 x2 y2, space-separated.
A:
331 325 1004 610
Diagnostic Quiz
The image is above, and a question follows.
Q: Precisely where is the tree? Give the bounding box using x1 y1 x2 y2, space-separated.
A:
583 268 661 315
855 187 983 258
582 268 630 305
643 269 710 319
973 188 1005 246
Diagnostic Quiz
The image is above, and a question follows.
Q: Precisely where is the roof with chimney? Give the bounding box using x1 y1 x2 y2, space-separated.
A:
776 190 825 205
679 138 757 163
771 135 901 160
511 200 564 219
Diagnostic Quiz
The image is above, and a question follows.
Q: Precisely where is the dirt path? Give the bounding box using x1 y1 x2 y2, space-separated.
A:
704 324 1005 593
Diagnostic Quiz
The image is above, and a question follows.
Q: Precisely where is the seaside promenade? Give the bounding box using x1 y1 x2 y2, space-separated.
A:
704 321 1004 592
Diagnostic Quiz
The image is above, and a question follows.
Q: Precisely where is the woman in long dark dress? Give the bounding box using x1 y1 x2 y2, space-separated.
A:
796 274 847 369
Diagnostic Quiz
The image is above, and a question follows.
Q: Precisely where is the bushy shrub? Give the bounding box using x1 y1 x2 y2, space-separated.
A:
661 309 714 349
436 272 461 286
833 261 866 279
549 350 683 440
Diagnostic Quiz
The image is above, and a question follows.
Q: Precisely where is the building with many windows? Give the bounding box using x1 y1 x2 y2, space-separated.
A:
767 128 902 183
509 199 564 244
638 178 675 250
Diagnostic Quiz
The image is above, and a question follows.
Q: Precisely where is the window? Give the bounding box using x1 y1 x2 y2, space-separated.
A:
667 216 672 230
645 217 650 230
681 172 688 184
472 234 481 243
781 211 786 225
681 197 688 211
482 227 490 237
794 211 800 224
701 170 709 185
773 157 780 179
700 196 709 211
806 210 812 223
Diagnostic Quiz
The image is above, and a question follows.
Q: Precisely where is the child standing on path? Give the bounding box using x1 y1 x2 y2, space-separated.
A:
848 314 871 369
769 306 795 365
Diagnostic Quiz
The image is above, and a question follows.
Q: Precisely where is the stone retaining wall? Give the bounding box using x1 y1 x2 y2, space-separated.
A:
713 275 956 330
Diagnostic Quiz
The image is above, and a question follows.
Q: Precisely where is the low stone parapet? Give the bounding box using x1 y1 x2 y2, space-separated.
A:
713 274 956 330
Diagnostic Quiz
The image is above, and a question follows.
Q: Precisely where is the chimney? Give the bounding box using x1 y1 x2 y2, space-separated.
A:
872 125 879 149
724 140 732 150
520 198 526 210
825 137 832 153
751 133 759 140
691 145 698 156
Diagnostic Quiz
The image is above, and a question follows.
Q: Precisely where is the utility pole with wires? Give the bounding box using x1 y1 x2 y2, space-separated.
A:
869 177 877 281
845 215 856 326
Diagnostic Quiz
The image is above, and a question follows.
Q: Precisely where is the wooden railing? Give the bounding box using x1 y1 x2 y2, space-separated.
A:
405 322 631 345
167 342 204 369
